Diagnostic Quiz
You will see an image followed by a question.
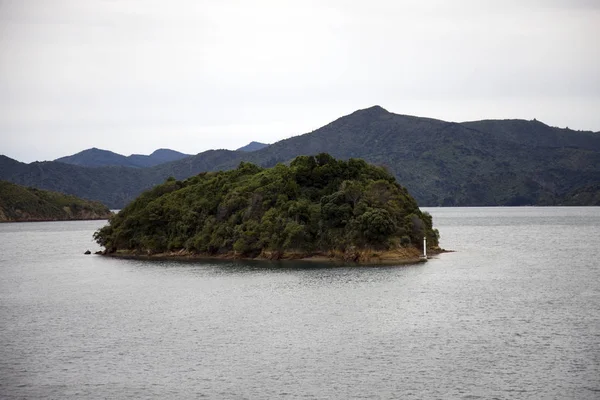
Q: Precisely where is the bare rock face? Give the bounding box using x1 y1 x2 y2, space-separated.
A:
84 250 91 255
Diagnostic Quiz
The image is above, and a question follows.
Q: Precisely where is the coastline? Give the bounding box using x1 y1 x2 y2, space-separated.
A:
100 247 450 266
0 216 111 223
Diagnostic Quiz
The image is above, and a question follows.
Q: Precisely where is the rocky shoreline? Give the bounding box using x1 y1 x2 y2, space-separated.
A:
1 215 112 223
99 246 450 265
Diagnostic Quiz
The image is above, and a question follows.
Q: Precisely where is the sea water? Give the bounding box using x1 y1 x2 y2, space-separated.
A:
1 207 599 399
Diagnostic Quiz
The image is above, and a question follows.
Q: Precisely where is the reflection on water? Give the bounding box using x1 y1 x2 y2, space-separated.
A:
1 208 599 399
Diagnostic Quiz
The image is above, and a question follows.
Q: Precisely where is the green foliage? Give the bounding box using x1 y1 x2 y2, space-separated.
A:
94 154 439 256
400 236 411 247
357 208 396 245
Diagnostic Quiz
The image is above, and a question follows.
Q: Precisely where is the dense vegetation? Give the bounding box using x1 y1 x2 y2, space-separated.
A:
3 106 599 208
560 184 600 206
0 180 112 222
94 154 439 261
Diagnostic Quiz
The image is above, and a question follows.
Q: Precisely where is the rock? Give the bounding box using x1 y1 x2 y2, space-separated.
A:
84 250 91 255
95 251 103 255
343 246 360 262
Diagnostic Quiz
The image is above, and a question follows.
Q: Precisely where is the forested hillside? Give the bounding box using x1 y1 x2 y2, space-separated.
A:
0 180 112 222
2 106 599 208
94 154 439 263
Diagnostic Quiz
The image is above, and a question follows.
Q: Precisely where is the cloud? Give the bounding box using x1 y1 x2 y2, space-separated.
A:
1 0 599 162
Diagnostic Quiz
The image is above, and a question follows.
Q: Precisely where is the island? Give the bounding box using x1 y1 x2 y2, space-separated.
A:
94 154 442 264
0 180 112 222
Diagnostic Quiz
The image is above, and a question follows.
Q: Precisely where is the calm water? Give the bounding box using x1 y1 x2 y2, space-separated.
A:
1 207 599 399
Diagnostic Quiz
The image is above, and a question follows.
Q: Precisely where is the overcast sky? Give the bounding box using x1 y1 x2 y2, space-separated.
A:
1 0 599 162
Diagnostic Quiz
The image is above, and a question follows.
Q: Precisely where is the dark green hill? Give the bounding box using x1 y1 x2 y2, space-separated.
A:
0 180 112 222
94 154 438 263
0 151 243 208
461 119 600 151
55 147 191 168
560 184 600 206
1 156 155 208
172 106 600 206
55 148 137 168
2 106 599 207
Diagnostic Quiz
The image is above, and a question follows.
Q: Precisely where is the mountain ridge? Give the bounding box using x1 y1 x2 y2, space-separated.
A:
55 147 192 168
52 142 270 168
2 106 599 208
236 141 269 152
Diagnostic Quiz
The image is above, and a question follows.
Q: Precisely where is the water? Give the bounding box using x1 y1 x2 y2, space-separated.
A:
1 208 599 399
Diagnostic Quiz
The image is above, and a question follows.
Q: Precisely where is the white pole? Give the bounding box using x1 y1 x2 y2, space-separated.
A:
423 236 427 258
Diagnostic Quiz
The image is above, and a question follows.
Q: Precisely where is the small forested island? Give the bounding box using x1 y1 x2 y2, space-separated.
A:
0 180 112 222
94 154 441 264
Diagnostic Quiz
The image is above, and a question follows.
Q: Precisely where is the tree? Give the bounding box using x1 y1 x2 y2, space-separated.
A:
358 208 396 245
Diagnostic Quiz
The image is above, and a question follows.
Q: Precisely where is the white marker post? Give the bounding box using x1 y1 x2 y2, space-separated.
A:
423 236 427 258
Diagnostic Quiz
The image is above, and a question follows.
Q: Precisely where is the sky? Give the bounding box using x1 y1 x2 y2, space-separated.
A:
1 0 599 163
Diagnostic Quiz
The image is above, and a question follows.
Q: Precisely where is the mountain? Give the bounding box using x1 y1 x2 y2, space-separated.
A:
236 141 269 152
128 148 192 167
2 106 600 208
0 154 160 209
55 148 135 168
560 183 600 206
55 147 191 168
0 151 242 209
0 180 112 222
164 106 600 207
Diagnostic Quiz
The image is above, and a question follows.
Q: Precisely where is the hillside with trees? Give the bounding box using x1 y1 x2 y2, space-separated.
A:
94 154 439 263
0 180 112 222
2 106 599 208
225 106 600 206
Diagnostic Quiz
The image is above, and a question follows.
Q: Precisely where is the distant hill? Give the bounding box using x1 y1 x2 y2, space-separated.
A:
55 147 191 168
128 148 192 167
560 184 600 206
55 148 133 167
0 151 242 209
0 180 112 222
236 141 269 152
2 106 600 208
0 154 159 209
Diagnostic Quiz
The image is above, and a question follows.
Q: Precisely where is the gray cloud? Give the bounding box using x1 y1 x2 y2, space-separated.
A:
1 0 599 162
